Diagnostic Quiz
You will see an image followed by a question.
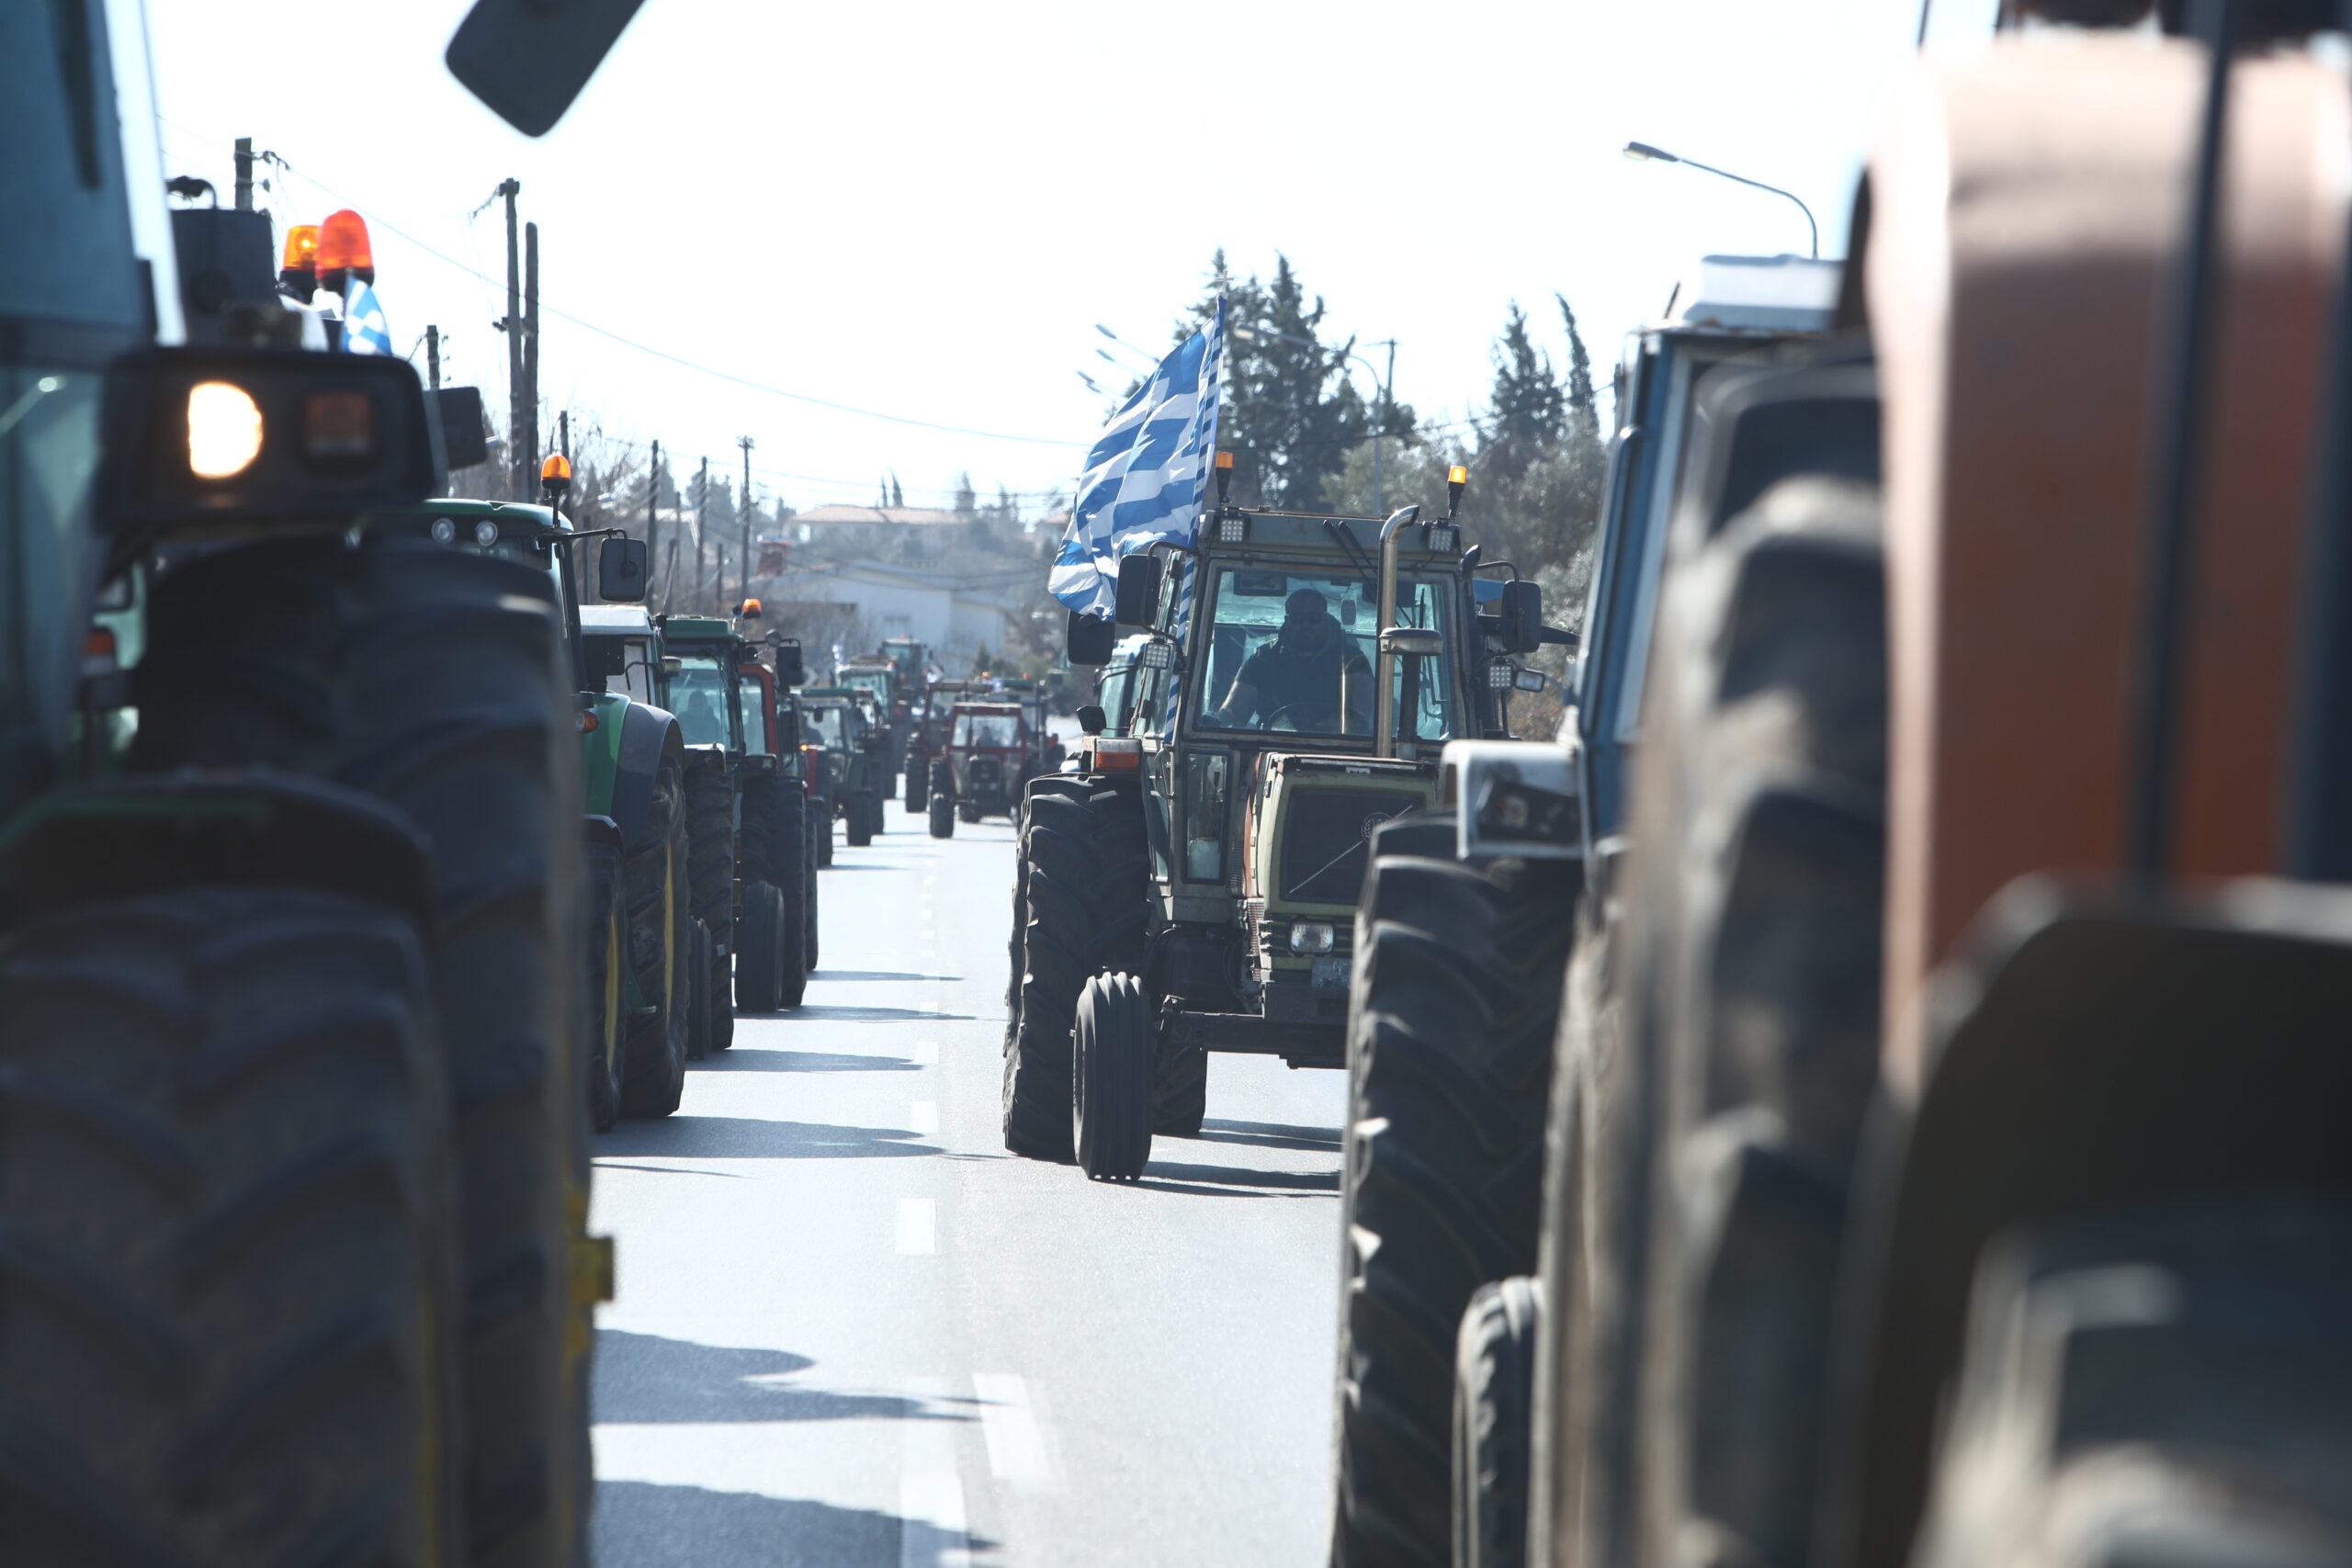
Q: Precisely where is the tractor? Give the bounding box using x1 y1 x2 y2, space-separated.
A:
839 651 910 792
1394 12 2352 1568
801 686 888 847
902 675 983 813
1320 253 1844 1566
924 698 1031 837
1002 458 1569 1181
0 5 639 1562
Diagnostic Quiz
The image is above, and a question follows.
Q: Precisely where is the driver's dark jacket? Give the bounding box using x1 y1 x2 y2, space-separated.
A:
1233 625 1369 722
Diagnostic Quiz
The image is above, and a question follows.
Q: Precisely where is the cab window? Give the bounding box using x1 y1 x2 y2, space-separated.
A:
736 676 770 755
669 655 734 748
1193 567 1457 743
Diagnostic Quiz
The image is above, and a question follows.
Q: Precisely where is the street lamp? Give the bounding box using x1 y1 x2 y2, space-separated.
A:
1623 140 1820 260
1230 323 1400 514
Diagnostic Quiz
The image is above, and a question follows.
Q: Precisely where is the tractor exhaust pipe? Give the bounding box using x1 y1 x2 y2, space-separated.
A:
1374 505 1419 758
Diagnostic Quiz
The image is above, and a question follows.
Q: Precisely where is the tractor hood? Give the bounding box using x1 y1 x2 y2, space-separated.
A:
1242 751 1434 919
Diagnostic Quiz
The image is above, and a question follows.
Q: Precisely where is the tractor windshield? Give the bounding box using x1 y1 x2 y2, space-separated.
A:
806 705 848 750
1194 567 1459 743
953 711 1020 750
737 677 770 755
669 654 735 749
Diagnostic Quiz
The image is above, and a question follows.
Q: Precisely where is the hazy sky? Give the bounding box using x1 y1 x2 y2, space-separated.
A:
143 0 1995 516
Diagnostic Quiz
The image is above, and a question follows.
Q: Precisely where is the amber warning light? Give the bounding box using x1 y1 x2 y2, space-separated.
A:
316 209 375 290
279 223 321 301
540 453 573 498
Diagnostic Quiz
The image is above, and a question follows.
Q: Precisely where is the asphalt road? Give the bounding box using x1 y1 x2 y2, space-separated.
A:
588 799 1349 1567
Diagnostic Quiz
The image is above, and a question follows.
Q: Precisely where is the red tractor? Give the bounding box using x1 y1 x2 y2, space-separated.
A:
926 701 1032 838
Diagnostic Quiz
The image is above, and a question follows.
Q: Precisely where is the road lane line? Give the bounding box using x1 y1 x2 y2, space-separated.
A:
900 1376 971 1568
896 1198 937 1255
910 1100 939 1137
972 1372 1057 1484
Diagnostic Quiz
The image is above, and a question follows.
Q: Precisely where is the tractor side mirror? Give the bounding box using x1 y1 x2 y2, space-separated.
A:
434 387 489 469
1498 579 1543 654
773 638 805 688
1077 704 1107 736
1068 610 1116 667
444 0 645 138
598 536 649 602
1114 554 1163 626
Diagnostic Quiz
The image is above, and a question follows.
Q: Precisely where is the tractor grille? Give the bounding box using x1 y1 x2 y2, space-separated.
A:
1279 789 1419 903
967 758 1003 804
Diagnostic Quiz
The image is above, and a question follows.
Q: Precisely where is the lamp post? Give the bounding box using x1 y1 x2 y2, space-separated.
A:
1231 324 1398 514
1622 140 1820 260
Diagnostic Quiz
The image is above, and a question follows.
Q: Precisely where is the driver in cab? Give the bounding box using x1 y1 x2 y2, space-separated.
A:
1204 587 1371 732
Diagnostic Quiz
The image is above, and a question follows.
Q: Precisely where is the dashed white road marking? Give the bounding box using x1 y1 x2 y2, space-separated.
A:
972 1371 1058 1485
900 1376 971 1567
910 1100 939 1138
896 1198 937 1255
912 1040 939 1066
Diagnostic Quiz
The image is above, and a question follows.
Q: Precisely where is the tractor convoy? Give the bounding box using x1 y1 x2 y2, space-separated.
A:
11 2 2350 1566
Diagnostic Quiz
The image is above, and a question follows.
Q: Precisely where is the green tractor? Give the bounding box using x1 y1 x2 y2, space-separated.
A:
0 6 632 1559
837 652 908 795
801 686 889 847
649 612 813 1012
1005 465 1566 1180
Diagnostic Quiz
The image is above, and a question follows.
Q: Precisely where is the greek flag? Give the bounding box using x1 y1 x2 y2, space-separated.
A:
341 278 392 355
1049 300 1223 617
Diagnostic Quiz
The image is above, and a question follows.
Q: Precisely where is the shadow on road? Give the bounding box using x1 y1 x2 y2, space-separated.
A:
594 1481 991 1567
783 1004 973 1023
595 1330 971 1425
1135 1159 1340 1195
1194 1119 1342 1153
596 1117 940 1158
695 1049 922 1075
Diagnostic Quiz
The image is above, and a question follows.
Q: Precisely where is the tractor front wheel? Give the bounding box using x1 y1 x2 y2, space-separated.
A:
930 793 956 839
1074 972 1154 1180
620 758 692 1119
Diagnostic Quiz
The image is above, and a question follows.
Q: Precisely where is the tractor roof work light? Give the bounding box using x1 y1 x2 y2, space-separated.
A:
315 209 376 290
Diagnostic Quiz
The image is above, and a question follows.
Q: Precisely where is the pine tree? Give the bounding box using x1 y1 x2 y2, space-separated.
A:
1480 301 1565 485
1558 293 1599 441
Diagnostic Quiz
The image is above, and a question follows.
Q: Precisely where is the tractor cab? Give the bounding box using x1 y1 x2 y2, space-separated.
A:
924 699 1029 837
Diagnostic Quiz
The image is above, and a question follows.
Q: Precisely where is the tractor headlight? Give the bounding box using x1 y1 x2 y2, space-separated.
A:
1421 522 1461 554
1289 920 1335 953
472 519 501 548
431 517 458 544
1488 660 1518 691
1216 513 1250 544
1141 638 1174 670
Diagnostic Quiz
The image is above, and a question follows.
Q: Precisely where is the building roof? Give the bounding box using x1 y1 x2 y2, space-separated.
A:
795 504 970 527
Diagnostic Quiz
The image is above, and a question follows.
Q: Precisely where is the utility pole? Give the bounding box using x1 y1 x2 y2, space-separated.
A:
425 324 441 389
233 137 254 210
560 410 570 461
496 178 522 499
738 435 754 607
522 221 541 494
646 439 662 601
694 457 709 611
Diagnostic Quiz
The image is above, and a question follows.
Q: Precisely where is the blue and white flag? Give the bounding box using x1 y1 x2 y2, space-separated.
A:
341 278 392 355
1049 300 1223 618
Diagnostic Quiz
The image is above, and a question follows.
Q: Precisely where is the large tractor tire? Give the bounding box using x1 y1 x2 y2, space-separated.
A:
814 795 835 868
1002 778 1144 1161
619 756 693 1120
804 809 822 970
584 833 626 1133
685 918 714 1062
1005 777 1095 1057
1453 1276 1543 1568
958 799 983 825
1074 972 1155 1180
0 888 464 1568
1601 477 1887 1568
904 743 929 811
1330 812 1579 1568
930 793 956 839
682 753 734 933
128 537 594 1568
737 881 786 1012
737 773 808 1008
847 788 876 847
1908 1201 2352 1568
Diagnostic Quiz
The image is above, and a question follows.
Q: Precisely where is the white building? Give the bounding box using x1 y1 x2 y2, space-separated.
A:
752 558 1033 671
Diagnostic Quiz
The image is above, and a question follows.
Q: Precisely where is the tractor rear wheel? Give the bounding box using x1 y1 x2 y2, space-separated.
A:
128 537 594 1568
815 795 835 867
804 809 822 969
0 887 465 1568
739 773 808 1006
682 753 733 934
1330 818 1579 1568
620 757 692 1120
737 881 786 1012
905 744 929 811
584 835 625 1133
1912 1201 2352 1568
1074 972 1155 1180
930 793 956 839
1607 477 1887 1568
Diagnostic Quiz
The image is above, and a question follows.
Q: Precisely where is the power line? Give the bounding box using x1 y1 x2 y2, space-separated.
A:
154 118 1084 451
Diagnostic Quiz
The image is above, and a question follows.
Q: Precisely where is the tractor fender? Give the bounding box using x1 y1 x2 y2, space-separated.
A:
1834 874 2352 1568
581 814 625 855
608 701 685 853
